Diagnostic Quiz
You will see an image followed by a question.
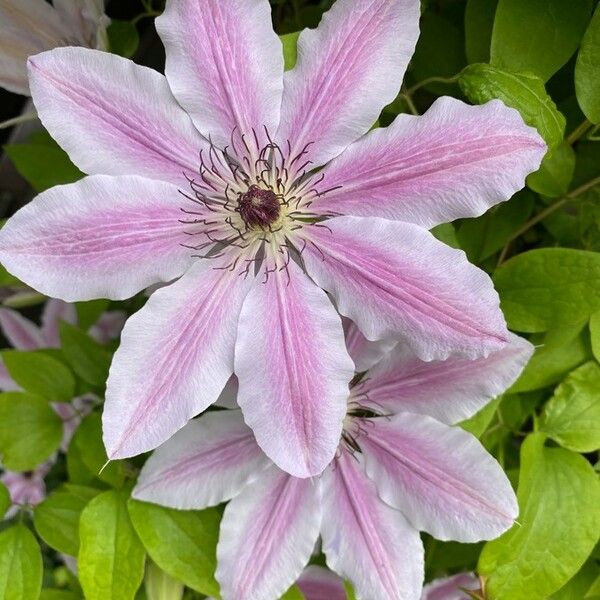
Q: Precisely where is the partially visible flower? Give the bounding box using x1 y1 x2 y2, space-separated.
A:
0 0 109 96
134 327 533 600
296 566 347 600
421 573 480 600
1 461 51 518
0 0 545 478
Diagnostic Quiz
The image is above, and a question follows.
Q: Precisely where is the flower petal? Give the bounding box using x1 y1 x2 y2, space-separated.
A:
216 466 321 600
320 450 424 600
41 299 78 348
103 261 253 459
0 28 43 95
296 566 347 600
358 332 534 424
156 0 283 147
0 361 19 392
133 410 270 509
343 318 397 372
0 307 44 350
360 413 518 542
316 97 546 228
0 175 194 302
277 0 420 167
301 216 508 361
28 47 206 185
235 262 353 477
421 573 479 600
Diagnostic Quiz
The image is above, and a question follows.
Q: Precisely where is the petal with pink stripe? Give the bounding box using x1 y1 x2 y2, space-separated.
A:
0 175 195 302
133 410 270 509
28 47 206 185
235 262 353 477
360 413 518 542
316 97 546 228
157 0 283 147
41 299 78 348
302 216 508 361
343 318 397 373
0 307 44 350
277 0 420 167
320 450 424 600
216 466 321 600
421 573 479 600
357 332 534 424
103 261 253 459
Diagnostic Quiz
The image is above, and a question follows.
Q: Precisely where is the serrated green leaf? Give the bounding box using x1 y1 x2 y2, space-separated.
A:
128 500 220 597
491 0 592 81
494 248 600 332
576 5 600 124
464 0 498 64
479 434 600 599
0 392 63 471
281 31 299 71
59 322 112 388
79 490 146 600
0 525 42 600
34 484 100 556
542 361 600 452
1 350 75 402
107 20 139 58
459 64 565 148
527 143 576 198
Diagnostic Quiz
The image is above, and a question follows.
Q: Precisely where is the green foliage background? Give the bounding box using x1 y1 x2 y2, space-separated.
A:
0 0 600 598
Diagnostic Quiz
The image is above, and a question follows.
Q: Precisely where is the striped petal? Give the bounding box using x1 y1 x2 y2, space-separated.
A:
0 307 44 350
41 299 78 348
344 318 397 372
421 573 479 600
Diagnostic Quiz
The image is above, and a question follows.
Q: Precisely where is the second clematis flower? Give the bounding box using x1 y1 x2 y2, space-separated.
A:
0 0 545 476
133 325 534 600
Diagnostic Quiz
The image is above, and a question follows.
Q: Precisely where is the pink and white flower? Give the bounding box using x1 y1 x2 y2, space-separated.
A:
0 0 545 477
0 0 109 96
133 327 533 600
1 461 51 518
421 573 480 600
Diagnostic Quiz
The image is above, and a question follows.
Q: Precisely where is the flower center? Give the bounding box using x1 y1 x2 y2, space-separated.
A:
238 185 281 229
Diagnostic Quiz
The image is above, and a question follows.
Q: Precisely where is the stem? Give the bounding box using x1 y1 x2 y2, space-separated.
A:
0 112 38 130
566 119 593 145
497 174 600 265
405 74 460 95
400 93 419 116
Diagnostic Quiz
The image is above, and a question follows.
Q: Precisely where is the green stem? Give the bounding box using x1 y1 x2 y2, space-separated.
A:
566 119 593 145
405 73 460 95
0 112 38 130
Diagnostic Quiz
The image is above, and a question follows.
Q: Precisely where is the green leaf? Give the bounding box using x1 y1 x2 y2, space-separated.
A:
459 64 565 148
456 190 534 263
75 300 110 331
280 585 305 600
464 0 498 64
542 361 600 452
128 500 220 597
479 434 600 599
490 0 592 81
527 143 576 198
144 561 184 600
0 392 63 471
576 6 600 124
590 310 600 362
430 223 460 249
39 591 81 600
587 573 600 598
34 484 101 556
107 20 140 58
1 350 75 402
0 482 11 520
494 248 600 332
549 560 600 599
460 396 502 438
59 322 112 388
281 31 299 71
0 525 42 600
69 413 125 488
79 490 146 600
4 132 83 192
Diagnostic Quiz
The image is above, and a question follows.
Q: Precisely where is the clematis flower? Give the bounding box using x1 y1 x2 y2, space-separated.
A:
133 326 533 600
296 566 347 600
0 0 545 477
0 0 109 96
1 461 51 518
421 573 480 600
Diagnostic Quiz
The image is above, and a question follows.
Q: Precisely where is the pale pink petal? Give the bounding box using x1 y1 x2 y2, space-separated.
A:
0 307 44 350
302 217 508 361
343 318 397 372
0 175 195 302
360 413 518 542
28 47 207 185
421 573 479 600
216 466 321 600
0 361 19 392
357 333 534 424
320 450 424 600
41 299 78 348
297 566 346 600
0 28 43 95
103 261 253 459
235 262 353 478
156 0 283 147
316 98 546 228
277 0 420 167
88 311 126 344
0 0 66 48
52 401 82 451
133 410 270 509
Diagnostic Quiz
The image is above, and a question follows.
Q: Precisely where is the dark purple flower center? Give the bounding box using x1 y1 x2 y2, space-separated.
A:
238 185 281 229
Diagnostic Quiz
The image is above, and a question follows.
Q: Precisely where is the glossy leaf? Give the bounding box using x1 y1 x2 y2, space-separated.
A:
0 525 42 600
527 143 576 198
575 5 600 124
